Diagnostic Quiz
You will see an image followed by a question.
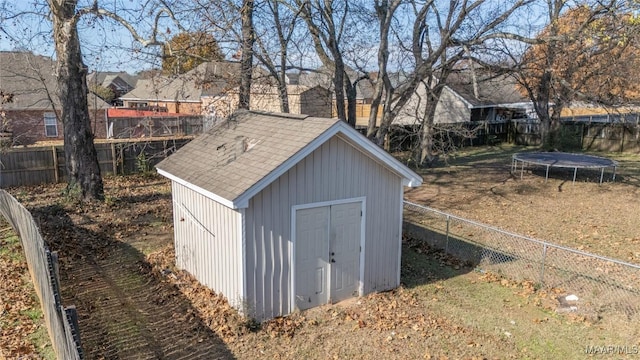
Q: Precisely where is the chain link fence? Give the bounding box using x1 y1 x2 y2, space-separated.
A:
404 201 640 320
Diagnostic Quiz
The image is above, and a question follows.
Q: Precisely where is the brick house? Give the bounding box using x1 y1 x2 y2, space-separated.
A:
120 61 332 124
0 51 109 146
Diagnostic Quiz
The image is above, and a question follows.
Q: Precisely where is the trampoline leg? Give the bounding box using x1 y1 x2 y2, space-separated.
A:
573 167 577 183
520 161 524 180
545 165 549 182
613 166 616 181
600 168 604 184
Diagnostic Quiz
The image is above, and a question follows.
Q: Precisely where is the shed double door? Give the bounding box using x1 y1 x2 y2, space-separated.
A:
295 202 362 311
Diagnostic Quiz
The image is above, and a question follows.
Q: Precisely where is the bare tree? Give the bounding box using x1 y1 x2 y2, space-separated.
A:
366 0 402 141
253 0 304 113
294 0 364 126
2 0 181 200
239 0 255 109
368 0 532 166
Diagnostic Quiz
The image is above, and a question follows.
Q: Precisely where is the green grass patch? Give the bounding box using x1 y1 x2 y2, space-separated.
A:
401 245 635 359
1 226 53 358
0 234 23 261
28 326 56 360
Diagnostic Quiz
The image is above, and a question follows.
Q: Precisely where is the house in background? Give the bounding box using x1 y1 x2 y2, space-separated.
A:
207 83 332 120
156 110 422 321
87 71 138 106
294 66 376 123
0 51 109 146
394 72 533 126
119 71 205 115
118 61 333 133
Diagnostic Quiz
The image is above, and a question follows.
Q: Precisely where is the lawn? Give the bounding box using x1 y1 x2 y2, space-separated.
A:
1 145 639 359
403 145 640 264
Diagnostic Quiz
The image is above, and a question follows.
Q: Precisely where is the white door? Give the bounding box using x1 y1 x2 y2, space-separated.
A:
329 202 361 303
295 202 362 310
295 206 330 310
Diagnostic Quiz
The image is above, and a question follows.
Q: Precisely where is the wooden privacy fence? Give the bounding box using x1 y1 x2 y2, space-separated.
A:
0 190 83 359
0 137 193 188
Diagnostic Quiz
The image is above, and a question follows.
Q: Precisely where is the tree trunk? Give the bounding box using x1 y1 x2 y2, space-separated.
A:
51 0 104 201
332 60 347 121
368 0 400 140
534 70 552 148
345 79 357 127
277 77 290 113
239 0 255 110
418 97 440 167
419 123 436 166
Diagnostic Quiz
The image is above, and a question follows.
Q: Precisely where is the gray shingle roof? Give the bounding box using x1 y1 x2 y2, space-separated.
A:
120 61 242 102
0 51 58 110
87 71 138 89
445 72 528 107
0 51 110 110
120 76 202 102
156 110 339 202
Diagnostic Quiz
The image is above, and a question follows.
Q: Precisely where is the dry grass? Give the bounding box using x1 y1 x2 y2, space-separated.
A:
2 145 639 359
404 145 640 263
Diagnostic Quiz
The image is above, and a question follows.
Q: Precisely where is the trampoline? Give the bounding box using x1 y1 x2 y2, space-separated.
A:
512 152 618 184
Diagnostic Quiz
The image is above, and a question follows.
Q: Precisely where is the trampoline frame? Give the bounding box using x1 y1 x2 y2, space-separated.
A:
511 152 618 184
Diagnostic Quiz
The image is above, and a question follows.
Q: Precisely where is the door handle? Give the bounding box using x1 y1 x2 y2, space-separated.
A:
331 259 335 263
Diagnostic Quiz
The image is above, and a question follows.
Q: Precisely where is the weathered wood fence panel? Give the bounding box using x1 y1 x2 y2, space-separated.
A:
0 191 83 359
0 138 193 188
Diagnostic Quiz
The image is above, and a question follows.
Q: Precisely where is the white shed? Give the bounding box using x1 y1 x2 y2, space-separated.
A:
156 110 422 320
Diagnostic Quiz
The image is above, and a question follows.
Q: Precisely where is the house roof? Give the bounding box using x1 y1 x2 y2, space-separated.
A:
119 76 202 103
120 61 242 102
195 61 243 97
295 66 375 101
0 51 110 110
87 71 138 90
156 110 422 209
445 71 528 108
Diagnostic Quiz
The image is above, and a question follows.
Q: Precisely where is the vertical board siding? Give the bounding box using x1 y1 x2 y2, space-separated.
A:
245 135 403 320
171 181 244 308
0 139 193 188
0 148 57 187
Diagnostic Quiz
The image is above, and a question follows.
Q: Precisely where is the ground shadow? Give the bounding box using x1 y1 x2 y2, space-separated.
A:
526 166 618 184
30 203 235 360
401 221 517 289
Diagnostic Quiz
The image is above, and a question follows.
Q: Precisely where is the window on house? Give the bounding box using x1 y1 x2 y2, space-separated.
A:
44 113 58 137
130 102 148 109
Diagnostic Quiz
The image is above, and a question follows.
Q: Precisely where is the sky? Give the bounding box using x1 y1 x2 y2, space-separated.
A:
0 0 180 74
0 0 550 75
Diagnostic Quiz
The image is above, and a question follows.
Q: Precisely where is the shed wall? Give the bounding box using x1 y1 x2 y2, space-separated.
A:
244 135 403 320
171 182 245 307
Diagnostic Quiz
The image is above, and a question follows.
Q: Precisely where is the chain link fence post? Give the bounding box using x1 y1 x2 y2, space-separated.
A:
403 201 640 319
445 215 450 253
540 243 547 286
